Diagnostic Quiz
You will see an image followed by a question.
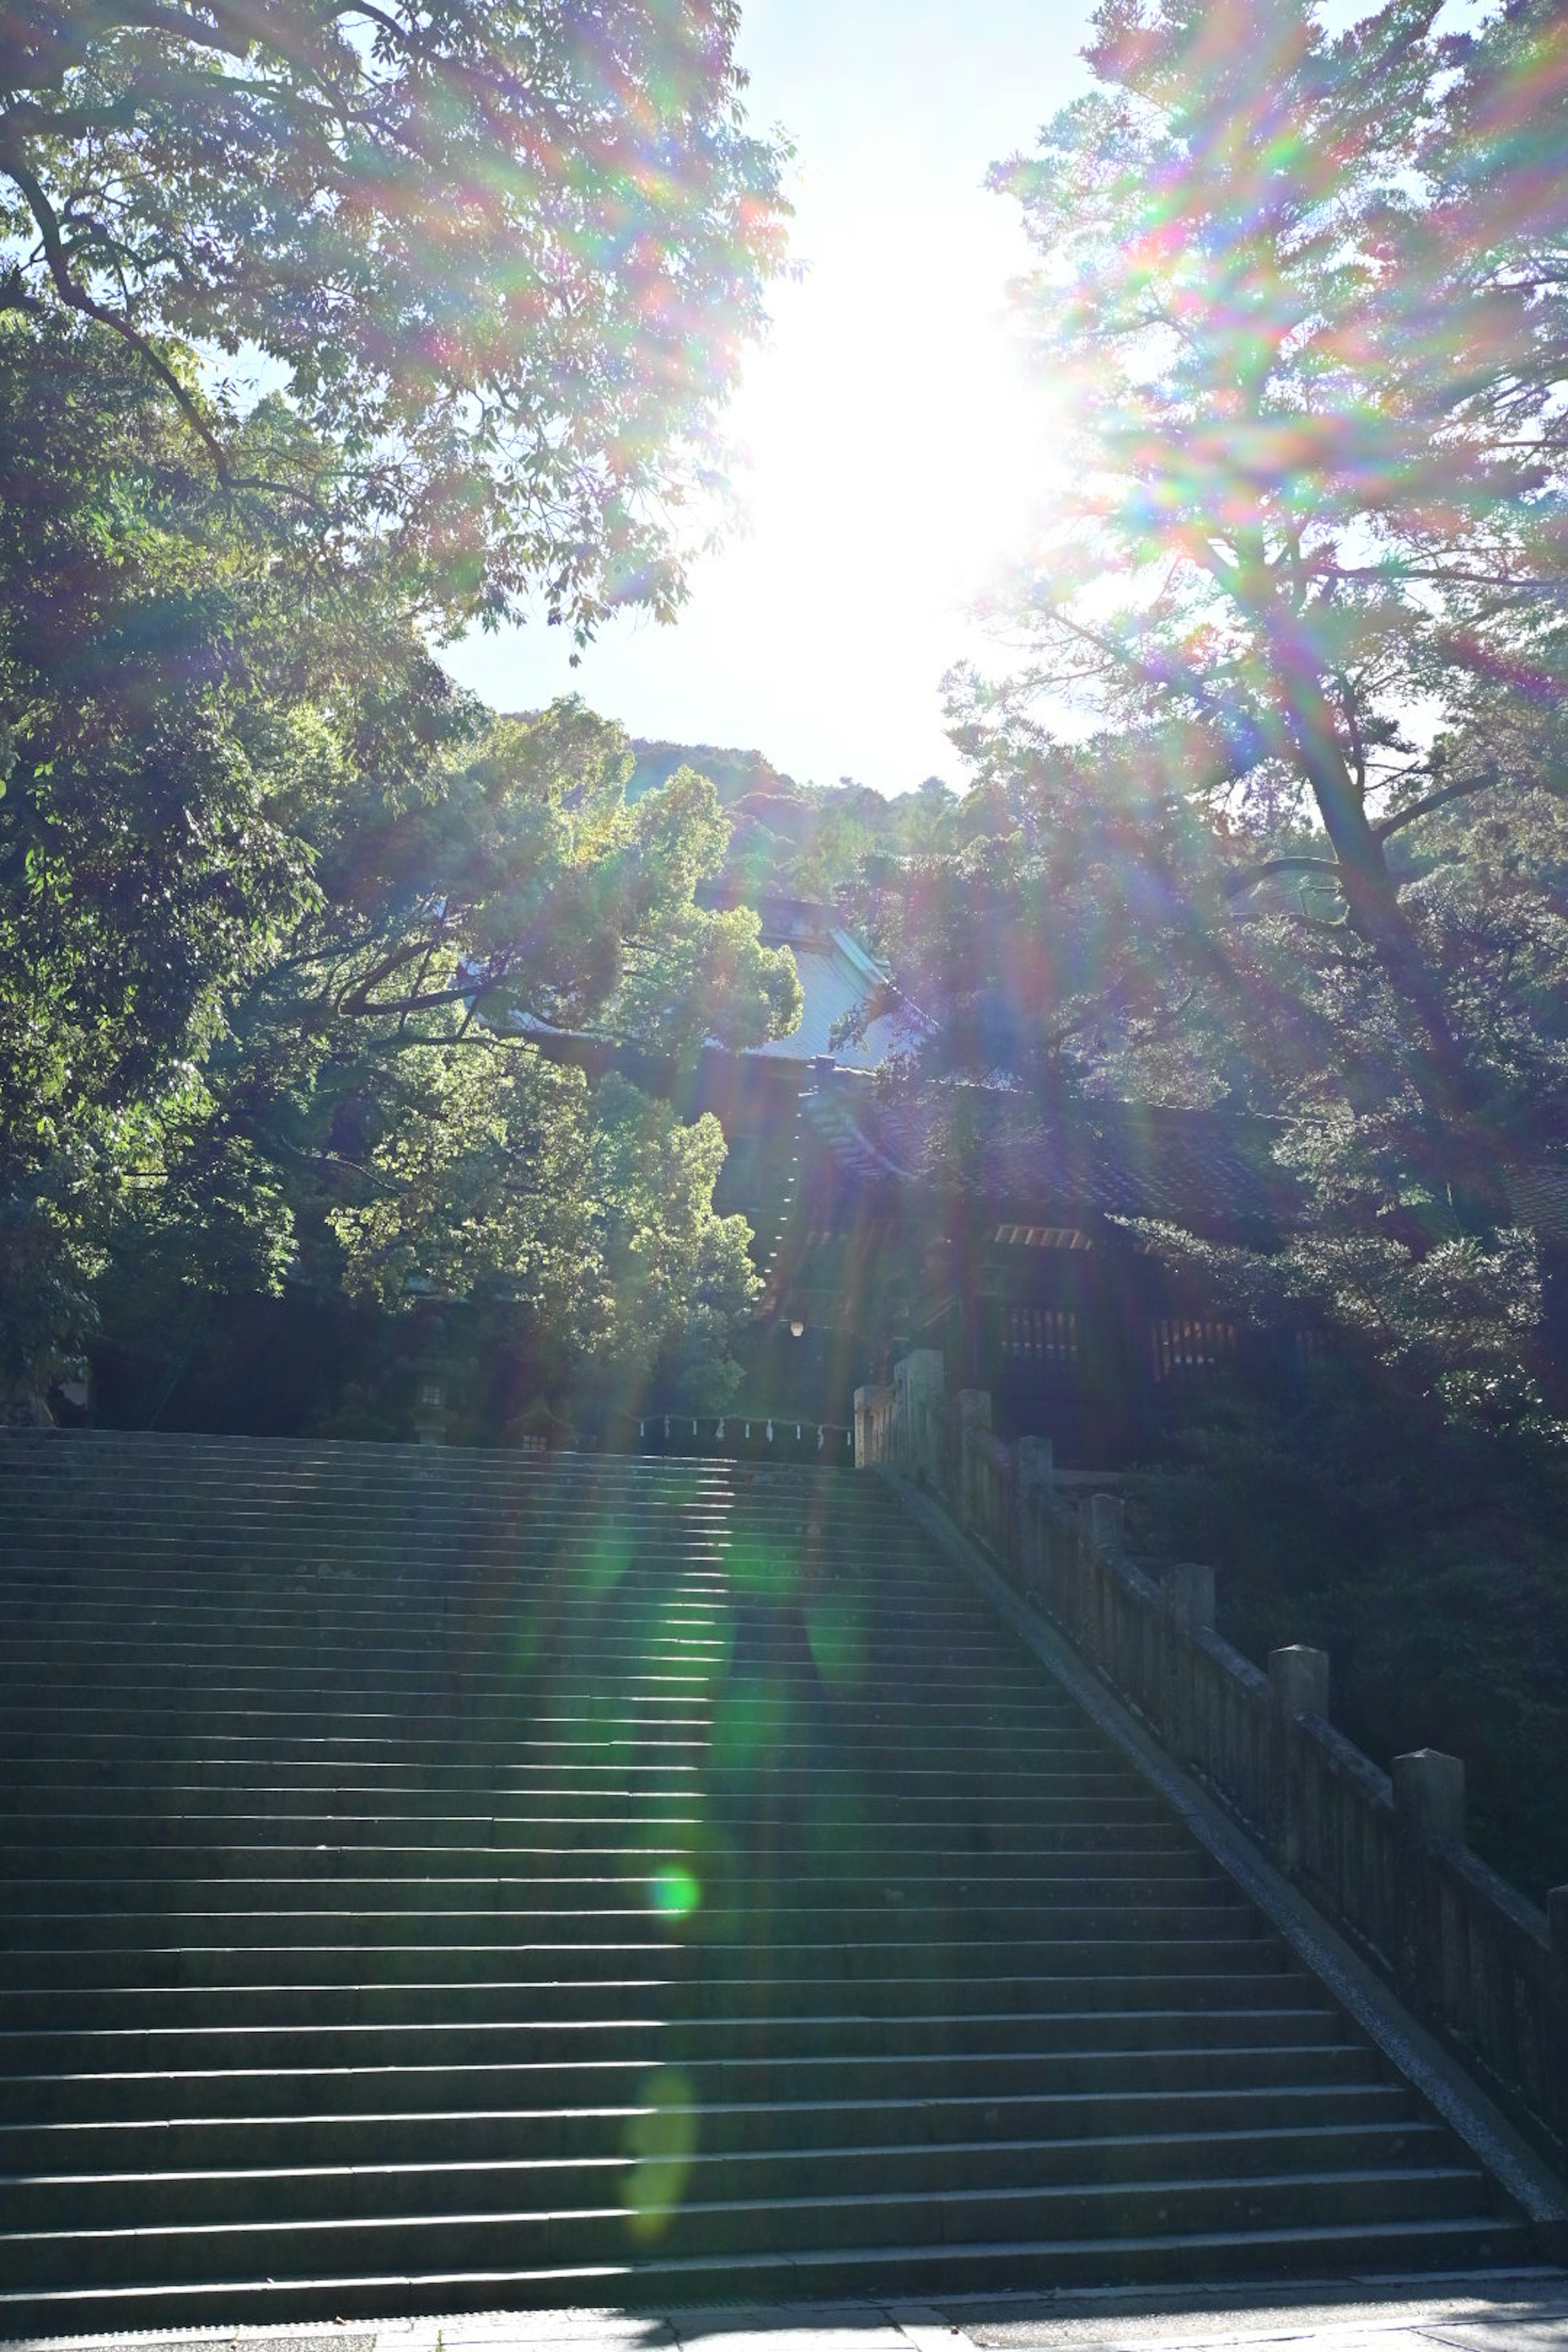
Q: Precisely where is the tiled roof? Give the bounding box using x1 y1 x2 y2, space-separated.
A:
800 1074 1568 1243
1503 1165 1568 1243
745 938 899 1069
801 1073 1293 1229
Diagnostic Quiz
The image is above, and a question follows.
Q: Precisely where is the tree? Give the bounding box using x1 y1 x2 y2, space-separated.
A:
975 0 1568 1167
323 1057 758 1409
0 0 788 633
0 317 801 1403
837 0 1568 1425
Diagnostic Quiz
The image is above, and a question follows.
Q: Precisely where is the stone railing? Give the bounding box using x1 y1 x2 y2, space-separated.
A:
620 1410 854 1463
855 1348 1568 2170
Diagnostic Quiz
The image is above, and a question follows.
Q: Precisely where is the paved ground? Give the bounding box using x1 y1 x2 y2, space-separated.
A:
6 2268 1567 2352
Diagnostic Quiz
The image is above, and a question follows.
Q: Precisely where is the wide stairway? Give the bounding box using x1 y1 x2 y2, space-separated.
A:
0 1431 1530 2333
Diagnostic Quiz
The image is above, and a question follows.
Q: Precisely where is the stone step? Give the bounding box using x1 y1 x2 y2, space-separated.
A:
0 1932 1281 1993
0 2212 1531 2338
0 2117 1460 2234
0 1666 1065 1713
0 2078 1422 2172
0 1861 1243 1915
0 1730 1129 1771
0 1625 1040 1671
0 1763 1129 1809
0 1997 1350 2078
0 1872 1288 1929
0 1443 746 1485
0 2036 1401 2126
0 1432 1521 2320
0 2164 1508 2295
0 1891 1250 1947
0 1808 1186 1865
0 1958 1312 2031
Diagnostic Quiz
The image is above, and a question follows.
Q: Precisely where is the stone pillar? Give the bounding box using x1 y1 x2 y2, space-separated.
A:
1014 1436 1054 1601
1392 1749 1466 1846
853 1384 880 1470
893 1350 944 1485
1080 1492 1125 1555
956 1388 991 1529
1072 1493 1125 1664
1392 1748 1466 2022
1159 1563 1215 1766
1016 1434 1054 1496
1267 1645 1330 1877
894 1349 944 1409
1270 1643 1329 1718
1549 1887 1568 2143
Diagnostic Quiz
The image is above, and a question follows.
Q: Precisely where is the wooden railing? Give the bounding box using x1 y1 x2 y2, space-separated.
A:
855 1349 1568 2169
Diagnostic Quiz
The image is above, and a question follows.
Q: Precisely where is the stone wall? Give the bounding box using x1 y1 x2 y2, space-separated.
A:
856 1350 1568 2171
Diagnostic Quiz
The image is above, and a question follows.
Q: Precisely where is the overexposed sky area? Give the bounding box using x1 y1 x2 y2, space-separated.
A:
443 1 1098 795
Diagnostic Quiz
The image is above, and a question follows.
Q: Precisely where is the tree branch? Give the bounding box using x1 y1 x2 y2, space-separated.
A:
1374 765 1502 842
0 149 237 481
76 2 252 62
1223 854 1343 900
335 935 448 1016
0 150 330 507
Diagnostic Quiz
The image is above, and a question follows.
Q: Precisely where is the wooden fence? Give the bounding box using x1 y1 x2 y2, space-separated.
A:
855 1349 1568 2169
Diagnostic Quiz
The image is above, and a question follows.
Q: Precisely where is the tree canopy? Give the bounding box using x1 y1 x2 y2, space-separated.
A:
0 315 800 1410
0 0 800 1416
833 0 1568 1426
954 0 1567 1155
0 0 788 631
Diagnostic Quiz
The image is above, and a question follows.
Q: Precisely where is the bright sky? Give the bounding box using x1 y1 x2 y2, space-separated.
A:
443 0 1097 796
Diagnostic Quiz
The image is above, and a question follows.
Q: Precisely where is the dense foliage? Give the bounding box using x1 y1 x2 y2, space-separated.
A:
0 321 799 1415
0 0 799 1419
842 0 1568 1429
626 738 960 899
0 0 788 633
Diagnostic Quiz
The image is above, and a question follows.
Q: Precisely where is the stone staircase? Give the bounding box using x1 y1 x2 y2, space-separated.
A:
0 1431 1532 2334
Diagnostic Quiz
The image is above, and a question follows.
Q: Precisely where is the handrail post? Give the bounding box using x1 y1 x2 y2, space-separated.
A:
853 1384 892 1469
1267 1645 1329 1877
893 1350 944 1486
1392 1749 1466 2021
1076 1494 1125 1669
956 1389 991 1531
1160 1563 1215 1766
1550 1886 1568 2143
1081 1492 1125 1554
1014 1436 1053 1602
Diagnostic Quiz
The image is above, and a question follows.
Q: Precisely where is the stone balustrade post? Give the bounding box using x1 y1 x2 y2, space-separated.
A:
1392 1749 1466 2018
1159 1563 1215 1766
1267 1645 1330 1877
1074 1493 1125 1662
1080 1492 1125 1555
1014 1436 1053 1599
956 1388 991 1529
893 1350 944 1486
1549 1886 1568 2141
1393 1748 1466 1846
1016 1434 1053 1496
853 1385 887 1470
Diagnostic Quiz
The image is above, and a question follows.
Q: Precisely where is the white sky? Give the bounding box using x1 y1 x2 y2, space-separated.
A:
443 0 1097 795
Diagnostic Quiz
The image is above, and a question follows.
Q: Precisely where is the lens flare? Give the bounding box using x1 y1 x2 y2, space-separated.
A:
647 1863 702 1918
621 2067 699 2245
